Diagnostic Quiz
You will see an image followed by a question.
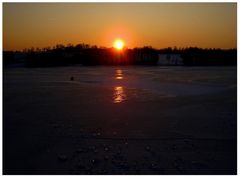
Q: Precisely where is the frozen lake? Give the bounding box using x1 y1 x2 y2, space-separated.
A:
3 66 237 174
3 66 236 102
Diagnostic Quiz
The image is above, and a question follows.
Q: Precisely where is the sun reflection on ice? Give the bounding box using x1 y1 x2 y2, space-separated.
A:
115 69 123 80
113 86 126 103
113 69 126 103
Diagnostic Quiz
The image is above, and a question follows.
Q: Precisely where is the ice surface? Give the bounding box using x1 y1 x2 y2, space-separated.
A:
3 66 237 174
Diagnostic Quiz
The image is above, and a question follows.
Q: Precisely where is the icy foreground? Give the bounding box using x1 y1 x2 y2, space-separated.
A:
3 66 237 174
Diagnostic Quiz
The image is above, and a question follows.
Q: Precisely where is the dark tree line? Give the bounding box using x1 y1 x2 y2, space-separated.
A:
3 44 237 67
158 47 236 66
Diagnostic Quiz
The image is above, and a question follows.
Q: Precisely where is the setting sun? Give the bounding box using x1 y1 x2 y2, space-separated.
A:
113 39 125 50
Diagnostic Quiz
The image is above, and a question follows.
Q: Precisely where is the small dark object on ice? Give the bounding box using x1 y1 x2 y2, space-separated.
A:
70 76 74 81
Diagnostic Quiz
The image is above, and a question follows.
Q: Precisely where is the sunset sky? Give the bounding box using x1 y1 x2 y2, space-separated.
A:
3 3 237 51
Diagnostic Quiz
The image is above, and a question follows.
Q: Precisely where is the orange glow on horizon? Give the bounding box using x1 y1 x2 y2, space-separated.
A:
3 4 237 51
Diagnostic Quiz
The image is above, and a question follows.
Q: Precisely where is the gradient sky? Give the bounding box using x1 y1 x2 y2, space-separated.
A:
3 3 237 51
